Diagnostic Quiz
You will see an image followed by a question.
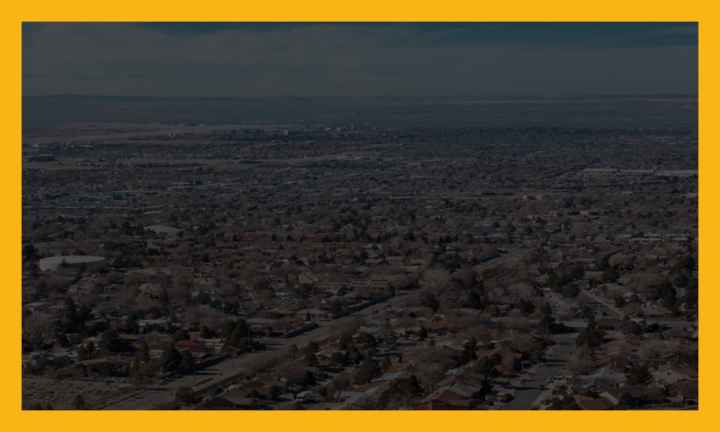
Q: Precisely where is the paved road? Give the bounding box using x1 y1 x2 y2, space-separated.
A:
103 291 420 409
501 317 584 410
502 287 692 409
103 250 528 409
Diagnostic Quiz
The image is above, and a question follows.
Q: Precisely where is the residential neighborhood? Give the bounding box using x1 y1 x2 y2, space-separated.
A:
22 122 698 409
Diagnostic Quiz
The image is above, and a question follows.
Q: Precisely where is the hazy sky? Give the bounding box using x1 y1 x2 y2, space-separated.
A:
23 23 698 98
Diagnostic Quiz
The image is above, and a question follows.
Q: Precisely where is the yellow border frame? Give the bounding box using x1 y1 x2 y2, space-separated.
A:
3 1 713 430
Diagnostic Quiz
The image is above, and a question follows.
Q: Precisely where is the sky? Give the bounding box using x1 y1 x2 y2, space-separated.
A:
22 22 698 98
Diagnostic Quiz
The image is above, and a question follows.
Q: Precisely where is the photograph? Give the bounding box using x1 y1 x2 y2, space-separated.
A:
21 22 698 410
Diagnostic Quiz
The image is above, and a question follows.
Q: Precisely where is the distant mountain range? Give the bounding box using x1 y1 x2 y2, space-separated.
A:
23 94 697 130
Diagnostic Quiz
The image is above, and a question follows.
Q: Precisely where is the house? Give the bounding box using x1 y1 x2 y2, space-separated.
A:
573 394 614 410
246 317 291 337
295 308 333 322
419 382 488 409
176 339 211 356
138 318 171 333
197 394 272 410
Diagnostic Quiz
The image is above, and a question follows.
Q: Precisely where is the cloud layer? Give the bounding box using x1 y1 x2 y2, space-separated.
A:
23 23 698 97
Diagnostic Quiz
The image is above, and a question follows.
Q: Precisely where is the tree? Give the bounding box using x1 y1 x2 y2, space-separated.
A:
517 298 536 314
23 243 38 262
175 386 198 404
339 332 355 351
603 267 619 283
328 299 345 318
353 358 381 385
77 344 89 361
99 329 122 353
179 350 195 373
61 297 79 332
173 329 190 341
561 283 580 299
129 358 143 384
355 332 378 349
221 320 236 340
420 291 440 313
160 286 171 307
304 341 320 357
288 344 299 359
125 314 140 334
161 344 182 372
304 352 319 367
627 363 652 385
657 282 678 311
464 289 486 310
135 340 150 363
381 356 392 372
86 341 96 359
383 320 397 346
200 325 215 339
576 320 605 349
462 337 479 363
330 350 348 366
230 319 251 339
685 277 698 310
72 394 87 410
224 319 253 352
